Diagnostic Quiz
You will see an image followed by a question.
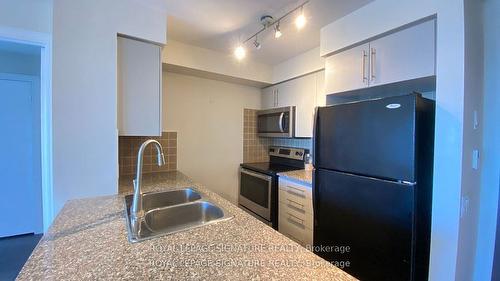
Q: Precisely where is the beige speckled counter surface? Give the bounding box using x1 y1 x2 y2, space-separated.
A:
278 169 313 185
18 171 355 280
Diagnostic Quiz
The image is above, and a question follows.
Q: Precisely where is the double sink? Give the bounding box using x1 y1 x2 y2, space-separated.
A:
124 188 232 243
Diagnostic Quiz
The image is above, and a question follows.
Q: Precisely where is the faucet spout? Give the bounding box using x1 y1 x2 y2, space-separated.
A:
130 139 165 237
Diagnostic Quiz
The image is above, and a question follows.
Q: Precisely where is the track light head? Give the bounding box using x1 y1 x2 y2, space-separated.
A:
274 22 282 39
253 38 261 50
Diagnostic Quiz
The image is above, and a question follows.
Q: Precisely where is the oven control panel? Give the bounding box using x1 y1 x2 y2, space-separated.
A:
269 146 308 161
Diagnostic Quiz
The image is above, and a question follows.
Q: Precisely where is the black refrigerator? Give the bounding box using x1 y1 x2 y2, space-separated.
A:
312 93 435 281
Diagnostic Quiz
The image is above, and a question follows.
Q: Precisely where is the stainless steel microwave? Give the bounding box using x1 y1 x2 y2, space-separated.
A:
257 106 295 138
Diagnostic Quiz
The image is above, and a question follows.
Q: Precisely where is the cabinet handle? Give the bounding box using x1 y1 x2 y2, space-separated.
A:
287 198 305 211
370 48 376 81
362 50 368 84
276 89 279 107
274 90 277 107
287 185 306 197
287 212 305 228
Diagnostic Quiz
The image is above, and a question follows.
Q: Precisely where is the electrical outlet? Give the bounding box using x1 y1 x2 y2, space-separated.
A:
473 110 479 130
472 149 480 170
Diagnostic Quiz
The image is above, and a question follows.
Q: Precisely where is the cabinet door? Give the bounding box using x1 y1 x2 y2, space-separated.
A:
275 81 294 108
118 36 162 136
315 70 326 106
294 74 317 137
277 73 317 137
325 43 369 95
261 86 276 109
369 19 436 87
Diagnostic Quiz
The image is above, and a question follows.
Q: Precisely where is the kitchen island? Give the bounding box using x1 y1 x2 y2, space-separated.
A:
17 171 355 280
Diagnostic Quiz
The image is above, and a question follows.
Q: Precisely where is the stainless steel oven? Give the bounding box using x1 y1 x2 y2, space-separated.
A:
257 106 295 138
238 168 272 222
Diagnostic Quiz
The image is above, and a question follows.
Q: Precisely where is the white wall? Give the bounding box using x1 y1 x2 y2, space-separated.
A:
455 1 484 279
474 0 500 279
162 40 273 84
320 1 469 280
272 46 324 83
52 0 166 213
0 0 52 34
163 71 261 203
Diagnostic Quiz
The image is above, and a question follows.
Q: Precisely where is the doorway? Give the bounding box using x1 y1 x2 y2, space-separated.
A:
0 41 43 237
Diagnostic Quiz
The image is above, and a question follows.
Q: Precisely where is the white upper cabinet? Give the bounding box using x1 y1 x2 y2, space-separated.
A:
324 19 436 95
282 74 317 137
117 36 162 136
260 72 323 138
325 43 370 95
261 85 277 109
369 20 435 87
316 70 326 106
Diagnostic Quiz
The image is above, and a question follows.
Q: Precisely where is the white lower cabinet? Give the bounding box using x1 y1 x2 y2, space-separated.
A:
278 177 313 247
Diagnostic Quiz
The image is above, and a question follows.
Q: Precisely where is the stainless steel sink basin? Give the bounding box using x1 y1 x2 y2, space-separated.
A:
141 188 201 211
124 188 232 242
144 201 230 233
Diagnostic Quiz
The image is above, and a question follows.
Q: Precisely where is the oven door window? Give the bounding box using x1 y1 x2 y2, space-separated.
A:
240 172 269 208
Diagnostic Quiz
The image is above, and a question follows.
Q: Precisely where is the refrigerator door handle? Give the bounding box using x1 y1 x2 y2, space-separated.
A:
399 180 417 186
312 106 319 167
312 168 318 229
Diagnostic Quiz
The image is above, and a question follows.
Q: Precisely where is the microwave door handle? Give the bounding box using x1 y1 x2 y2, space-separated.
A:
278 112 285 132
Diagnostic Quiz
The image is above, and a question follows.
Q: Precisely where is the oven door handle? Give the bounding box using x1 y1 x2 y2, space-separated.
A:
240 168 272 182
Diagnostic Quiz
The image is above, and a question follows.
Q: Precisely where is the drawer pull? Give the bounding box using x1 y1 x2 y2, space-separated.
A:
287 189 306 198
287 212 305 229
286 185 306 195
287 199 305 211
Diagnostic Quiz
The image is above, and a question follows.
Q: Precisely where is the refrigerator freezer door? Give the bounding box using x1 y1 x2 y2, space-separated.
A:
313 168 414 281
314 94 416 182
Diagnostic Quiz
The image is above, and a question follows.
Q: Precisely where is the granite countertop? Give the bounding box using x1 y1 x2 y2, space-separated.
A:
278 169 313 186
18 171 355 280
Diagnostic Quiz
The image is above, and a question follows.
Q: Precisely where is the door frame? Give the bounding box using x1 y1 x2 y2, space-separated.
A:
0 26 53 231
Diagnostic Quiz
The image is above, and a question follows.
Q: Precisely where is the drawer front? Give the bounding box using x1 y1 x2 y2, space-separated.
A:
279 202 313 230
279 213 313 246
279 179 313 214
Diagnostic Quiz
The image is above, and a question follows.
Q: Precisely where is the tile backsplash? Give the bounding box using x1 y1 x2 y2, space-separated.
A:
243 109 269 163
243 109 312 163
119 132 177 177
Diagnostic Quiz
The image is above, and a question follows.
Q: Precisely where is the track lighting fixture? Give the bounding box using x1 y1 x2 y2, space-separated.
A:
233 1 309 60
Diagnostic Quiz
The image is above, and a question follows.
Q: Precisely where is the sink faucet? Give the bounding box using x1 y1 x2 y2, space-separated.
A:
130 139 166 237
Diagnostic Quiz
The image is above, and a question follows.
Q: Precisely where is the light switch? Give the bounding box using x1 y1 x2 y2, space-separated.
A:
472 149 480 170
460 196 470 218
473 110 479 130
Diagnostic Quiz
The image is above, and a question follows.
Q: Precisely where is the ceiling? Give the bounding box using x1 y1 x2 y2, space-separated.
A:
164 0 372 65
